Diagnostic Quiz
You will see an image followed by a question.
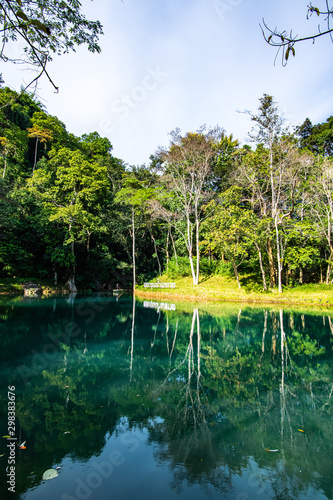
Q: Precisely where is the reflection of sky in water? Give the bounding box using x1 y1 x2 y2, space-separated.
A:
0 295 332 500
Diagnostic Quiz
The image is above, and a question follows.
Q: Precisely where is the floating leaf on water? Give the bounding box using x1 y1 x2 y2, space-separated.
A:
2 435 10 438
42 469 58 480
265 448 279 452
0 453 5 457
297 429 305 433
63 431 70 435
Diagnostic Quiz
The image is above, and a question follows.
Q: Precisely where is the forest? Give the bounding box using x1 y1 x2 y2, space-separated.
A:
1 87 333 293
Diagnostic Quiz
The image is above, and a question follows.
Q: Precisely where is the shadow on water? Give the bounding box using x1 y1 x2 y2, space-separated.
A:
0 294 332 499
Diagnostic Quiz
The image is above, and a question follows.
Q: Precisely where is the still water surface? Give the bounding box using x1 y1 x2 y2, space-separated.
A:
0 294 332 500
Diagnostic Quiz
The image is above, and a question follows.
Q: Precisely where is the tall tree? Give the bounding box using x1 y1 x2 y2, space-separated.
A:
27 147 109 291
114 168 156 291
309 156 333 283
155 126 222 285
244 95 312 292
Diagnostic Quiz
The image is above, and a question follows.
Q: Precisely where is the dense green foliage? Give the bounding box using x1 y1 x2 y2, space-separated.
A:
1 88 333 292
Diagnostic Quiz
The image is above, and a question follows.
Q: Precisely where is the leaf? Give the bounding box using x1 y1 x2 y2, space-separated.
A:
2 435 10 438
297 429 305 432
42 469 58 480
29 19 51 35
16 10 28 21
265 448 279 452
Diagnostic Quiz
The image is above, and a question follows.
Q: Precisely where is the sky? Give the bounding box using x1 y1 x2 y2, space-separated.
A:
3 0 333 166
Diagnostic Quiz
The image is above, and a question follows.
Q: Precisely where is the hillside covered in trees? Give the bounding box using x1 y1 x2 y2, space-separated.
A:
1 88 333 293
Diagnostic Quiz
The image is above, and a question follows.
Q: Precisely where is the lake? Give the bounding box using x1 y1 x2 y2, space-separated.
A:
0 294 332 500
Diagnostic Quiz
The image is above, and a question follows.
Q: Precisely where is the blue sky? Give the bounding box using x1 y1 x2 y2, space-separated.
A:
3 0 333 165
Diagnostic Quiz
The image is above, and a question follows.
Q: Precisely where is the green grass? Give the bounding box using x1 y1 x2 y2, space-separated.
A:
136 274 333 308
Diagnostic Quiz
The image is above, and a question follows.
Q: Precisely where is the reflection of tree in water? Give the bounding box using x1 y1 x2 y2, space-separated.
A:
145 306 333 499
152 308 233 496
1 297 333 499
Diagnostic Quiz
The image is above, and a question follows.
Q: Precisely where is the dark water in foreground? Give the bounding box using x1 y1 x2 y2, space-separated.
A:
0 294 332 500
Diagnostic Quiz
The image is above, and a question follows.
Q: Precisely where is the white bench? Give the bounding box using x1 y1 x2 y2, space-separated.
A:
143 282 176 288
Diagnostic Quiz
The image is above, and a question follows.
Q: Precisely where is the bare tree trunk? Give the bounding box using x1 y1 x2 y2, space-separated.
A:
33 137 39 173
2 152 7 179
170 227 178 265
186 214 197 285
254 241 267 291
275 219 283 293
68 224 77 293
299 266 303 285
165 227 170 273
326 250 333 284
267 237 276 287
151 231 162 276
132 207 136 292
86 230 91 262
195 202 200 286
232 259 241 289
130 295 135 381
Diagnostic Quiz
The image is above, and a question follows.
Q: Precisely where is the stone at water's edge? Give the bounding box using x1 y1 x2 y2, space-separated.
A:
22 282 43 296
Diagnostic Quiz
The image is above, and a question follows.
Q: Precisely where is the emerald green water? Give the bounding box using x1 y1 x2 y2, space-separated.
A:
0 294 332 499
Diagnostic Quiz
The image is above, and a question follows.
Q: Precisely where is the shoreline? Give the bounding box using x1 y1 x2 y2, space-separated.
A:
135 275 333 309
135 289 332 308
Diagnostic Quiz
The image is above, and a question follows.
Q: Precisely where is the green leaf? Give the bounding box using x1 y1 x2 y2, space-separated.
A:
29 19 51 35
16 10 28 21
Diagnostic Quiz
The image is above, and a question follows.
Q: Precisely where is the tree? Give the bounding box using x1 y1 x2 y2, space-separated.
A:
155 126 222 286
114 168 156 291
243 94 313 292
261 2 333 64
27 124 53 172
0 125 28 179
0 0 103 92
202 189 252 289
27 147 109 291
309 157 333 283
296 116 333 156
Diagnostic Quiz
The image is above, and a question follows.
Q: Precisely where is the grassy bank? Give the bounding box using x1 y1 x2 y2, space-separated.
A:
135 275 333 308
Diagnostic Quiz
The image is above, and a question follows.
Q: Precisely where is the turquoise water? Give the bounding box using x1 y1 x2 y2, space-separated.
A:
0 294 332 499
